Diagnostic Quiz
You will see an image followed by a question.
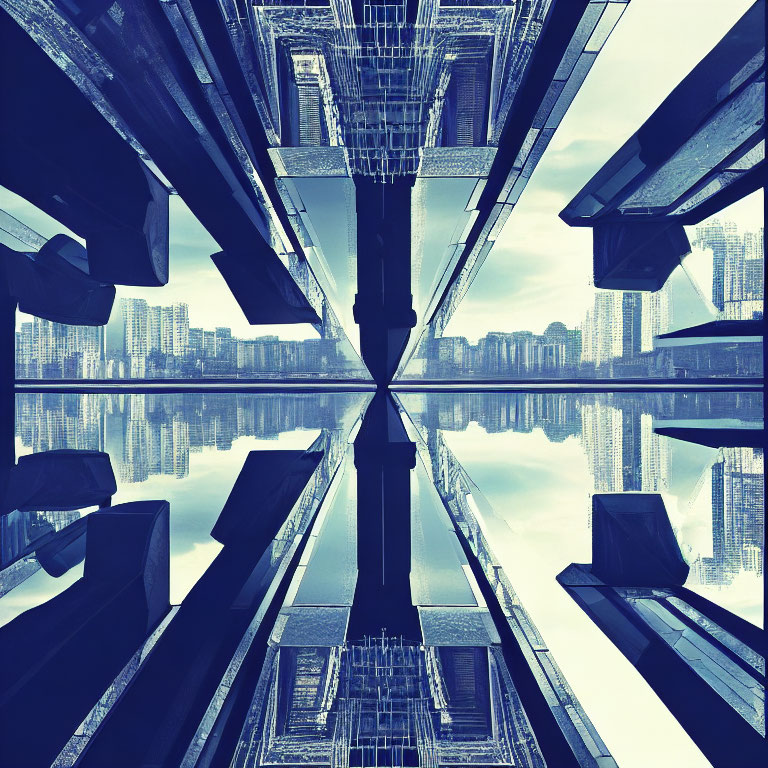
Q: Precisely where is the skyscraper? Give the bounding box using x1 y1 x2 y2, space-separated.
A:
742 227 764 319
581 401 623 491
621 292 642 359
695 218 728 311
121 298 149 378
16 317 105 379
706 446 765 584
15 322 34 378
722 221 744 318
621 408 642 491
725 226 764 320
693 218 762 319
565 328 583 370
203 330 216 358
172 303 189 357
148 305 162 354
582 291 623 367
160 306 173 355
640 287 671 353
640 412 669 493
292 54 325 147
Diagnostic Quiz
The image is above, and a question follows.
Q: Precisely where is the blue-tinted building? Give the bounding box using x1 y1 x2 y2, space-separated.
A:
0 1 764 767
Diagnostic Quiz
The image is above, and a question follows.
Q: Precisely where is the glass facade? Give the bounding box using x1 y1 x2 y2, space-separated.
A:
3 390 764 766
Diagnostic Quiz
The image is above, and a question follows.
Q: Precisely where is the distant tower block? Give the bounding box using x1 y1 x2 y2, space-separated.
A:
293 54 326 147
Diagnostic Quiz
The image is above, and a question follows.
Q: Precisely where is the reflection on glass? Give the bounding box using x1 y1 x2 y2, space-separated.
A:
397 390 764 768
411 176 484 328
276 174 360 356
8 393 370 616
399 391 763 622
228 411 612 768
1 389 764 768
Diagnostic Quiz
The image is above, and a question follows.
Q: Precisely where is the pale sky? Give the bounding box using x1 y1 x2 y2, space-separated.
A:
2 188 319 340
435 421 717 768
447 0 763 342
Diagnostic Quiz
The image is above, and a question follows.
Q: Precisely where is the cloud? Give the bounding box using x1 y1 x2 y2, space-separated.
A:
442 423 713 768
446 0 760 343
2 0 760 351
169 540 223 605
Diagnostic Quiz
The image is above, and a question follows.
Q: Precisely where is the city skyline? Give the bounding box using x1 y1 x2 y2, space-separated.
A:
3 1 759 355
12 391 763 595
15 213 764 380
442 0 761 345
16 296 364 380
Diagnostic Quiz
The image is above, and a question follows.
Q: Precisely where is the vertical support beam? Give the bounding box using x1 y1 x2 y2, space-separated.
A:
0 265 15 503
349 392 420 640
354 177 417 386
558 493 768 767
0 501 171 768
76 451 323 768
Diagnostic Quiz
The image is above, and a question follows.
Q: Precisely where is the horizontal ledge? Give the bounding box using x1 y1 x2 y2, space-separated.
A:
12 379 763 395
15 379 376 394
391 379 763 393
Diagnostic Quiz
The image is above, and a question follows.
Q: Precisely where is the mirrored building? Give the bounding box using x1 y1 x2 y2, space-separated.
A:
0 1 765 767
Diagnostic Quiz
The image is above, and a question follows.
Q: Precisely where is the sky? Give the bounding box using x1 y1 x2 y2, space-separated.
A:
1 187 319 340
437 421 715 768
115 197 321 341
446 0 763 342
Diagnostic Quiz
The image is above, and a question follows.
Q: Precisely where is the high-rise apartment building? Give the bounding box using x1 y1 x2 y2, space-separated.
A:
172 303 189 356
694 220 763 319
121 298 149 378
202 330 216 358
188 328 203 357
621 293 642 359
16 317 104 378
582 291 623 366
292 54 325 147
725 226 764 320
14 321 34 377
581 401 668 494
711 447 764 582
640 288 671 353
695 218 729 311
148 305 162 354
